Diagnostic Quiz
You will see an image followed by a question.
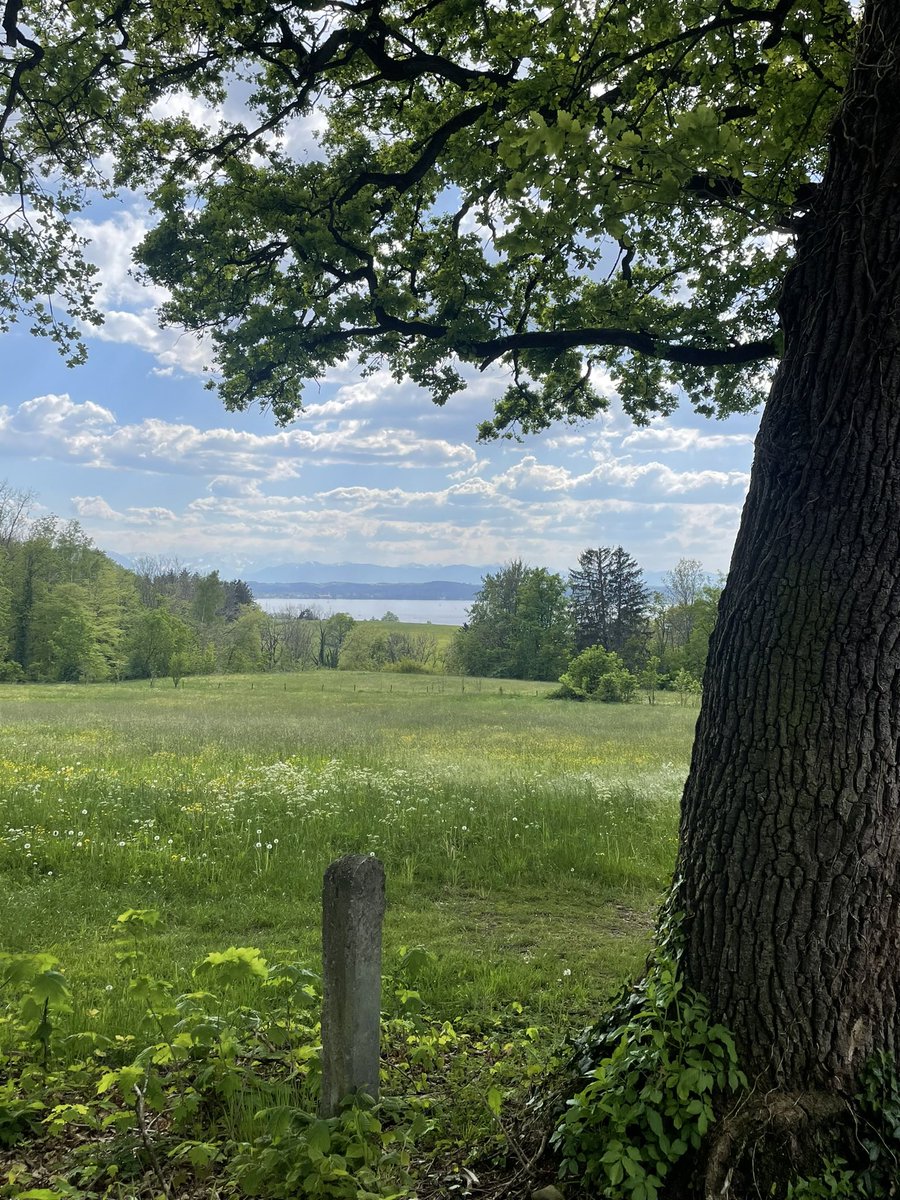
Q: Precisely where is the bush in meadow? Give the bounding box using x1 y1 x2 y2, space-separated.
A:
553 645 637 703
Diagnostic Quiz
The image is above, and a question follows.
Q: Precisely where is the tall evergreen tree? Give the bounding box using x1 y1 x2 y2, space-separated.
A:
569 547 648 664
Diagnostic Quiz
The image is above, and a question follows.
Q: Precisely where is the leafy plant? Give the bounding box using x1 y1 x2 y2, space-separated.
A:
0 1080 45 1147
786 1160 857 1198
230 1094 430 1199
0 952 72 1068
554 646 638 703
788 1052 900 1197
553 913 746 1200
0 923 562 1199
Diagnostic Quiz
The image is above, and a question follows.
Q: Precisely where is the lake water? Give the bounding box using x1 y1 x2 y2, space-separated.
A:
254 597 472 625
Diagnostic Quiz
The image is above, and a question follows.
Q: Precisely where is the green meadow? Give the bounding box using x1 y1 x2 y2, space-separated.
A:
0 673 698 1197
0 673 693 1029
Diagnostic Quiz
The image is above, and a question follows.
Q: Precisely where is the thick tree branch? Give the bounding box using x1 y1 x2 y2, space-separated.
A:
2 0 19 46
299 317 778 369
466 328 779 367
339 101 490 201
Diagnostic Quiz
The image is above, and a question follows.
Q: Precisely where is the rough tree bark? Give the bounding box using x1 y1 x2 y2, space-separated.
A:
677 0 900 1188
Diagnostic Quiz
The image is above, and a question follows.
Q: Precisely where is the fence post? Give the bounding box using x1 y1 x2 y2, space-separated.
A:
320 854 385 1116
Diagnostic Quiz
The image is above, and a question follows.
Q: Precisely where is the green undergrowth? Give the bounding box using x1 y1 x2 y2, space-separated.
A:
0 919 562 1199
785 1053 900 1198
552 906 900 1200
553 907 746 1200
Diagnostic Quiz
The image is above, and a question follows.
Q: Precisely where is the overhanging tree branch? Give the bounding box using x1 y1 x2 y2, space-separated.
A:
297 317 778 369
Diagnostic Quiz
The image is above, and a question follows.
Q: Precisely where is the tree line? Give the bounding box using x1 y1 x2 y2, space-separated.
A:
0 490 261 683
0 485 446 683
0 487 716 691
449 548 721 698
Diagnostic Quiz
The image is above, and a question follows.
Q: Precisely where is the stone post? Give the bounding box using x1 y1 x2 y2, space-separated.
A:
320 854 385 1116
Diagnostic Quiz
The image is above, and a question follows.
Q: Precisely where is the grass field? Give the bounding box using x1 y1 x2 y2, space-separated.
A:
355 618 458 658
0 672 695 1035
0 674 701 1197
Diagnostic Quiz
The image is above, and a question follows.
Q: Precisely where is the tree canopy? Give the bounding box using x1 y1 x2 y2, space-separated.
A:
450 560 572 679
1 0 856 433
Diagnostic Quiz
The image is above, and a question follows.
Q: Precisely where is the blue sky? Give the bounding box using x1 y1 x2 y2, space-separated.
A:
3 193 763 579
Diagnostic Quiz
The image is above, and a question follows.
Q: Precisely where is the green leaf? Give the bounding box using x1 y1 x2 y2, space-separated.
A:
198 946 268 983
306 1119 332 1156
645 1108 664 1138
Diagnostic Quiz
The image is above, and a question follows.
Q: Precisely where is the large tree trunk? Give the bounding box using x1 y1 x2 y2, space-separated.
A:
677 0 900 1179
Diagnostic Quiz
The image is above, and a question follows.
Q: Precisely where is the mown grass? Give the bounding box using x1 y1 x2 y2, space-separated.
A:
0 673 696 1043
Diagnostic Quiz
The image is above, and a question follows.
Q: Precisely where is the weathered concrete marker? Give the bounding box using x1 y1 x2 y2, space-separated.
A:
320 854 385 1116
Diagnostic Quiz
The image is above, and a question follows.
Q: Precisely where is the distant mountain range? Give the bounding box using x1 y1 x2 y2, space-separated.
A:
246 579 479 601
107 554 499 593
106 552 678 597
246 561 497 586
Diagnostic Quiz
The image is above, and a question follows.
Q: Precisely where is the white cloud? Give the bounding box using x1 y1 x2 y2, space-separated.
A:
73 212 165 309
64 472 749 574
0 394 477 479
494 456 581 493
71 495 119 520
93 311 212 376
207 476 265 498
666 503 745 563
71 210 214 376
494 452 749 497
72 496 177 524
543 433 590 451
0 369 758 573
128 506 179 524
5 393 115 433
621 425 755 453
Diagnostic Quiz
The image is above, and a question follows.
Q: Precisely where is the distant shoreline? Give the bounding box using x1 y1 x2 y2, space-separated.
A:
247 579 478 602
254 596 471 626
